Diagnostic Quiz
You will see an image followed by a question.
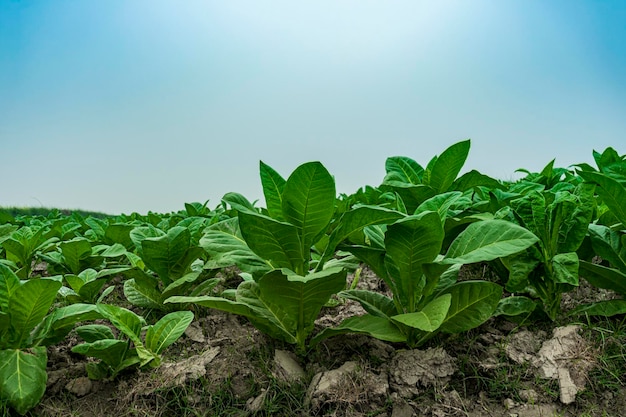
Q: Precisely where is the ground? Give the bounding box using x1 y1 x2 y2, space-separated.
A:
10 266 626 417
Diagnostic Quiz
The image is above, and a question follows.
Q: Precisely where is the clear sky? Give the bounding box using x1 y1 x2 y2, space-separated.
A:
1 1 625 214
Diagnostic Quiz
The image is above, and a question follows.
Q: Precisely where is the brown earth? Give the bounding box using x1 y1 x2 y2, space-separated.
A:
16 266 626 417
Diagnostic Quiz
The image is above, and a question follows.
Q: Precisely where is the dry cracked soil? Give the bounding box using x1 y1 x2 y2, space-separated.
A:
16 266 626 417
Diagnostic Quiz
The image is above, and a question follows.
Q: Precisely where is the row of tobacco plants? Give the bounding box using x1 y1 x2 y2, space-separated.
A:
1 140 625 414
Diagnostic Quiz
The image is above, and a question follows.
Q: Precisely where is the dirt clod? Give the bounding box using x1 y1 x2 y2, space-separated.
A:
390 348 456 398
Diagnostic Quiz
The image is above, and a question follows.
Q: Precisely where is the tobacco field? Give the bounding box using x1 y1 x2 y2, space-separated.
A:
1 140 626 416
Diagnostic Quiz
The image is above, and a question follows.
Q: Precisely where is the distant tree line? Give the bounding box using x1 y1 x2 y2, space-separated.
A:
0 206 111 219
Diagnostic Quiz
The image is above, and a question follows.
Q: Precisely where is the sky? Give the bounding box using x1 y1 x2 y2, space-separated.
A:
1 1 625 215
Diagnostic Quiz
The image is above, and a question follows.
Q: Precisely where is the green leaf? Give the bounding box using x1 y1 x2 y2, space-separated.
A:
96 304 153 366
444 220 539 264
130 225 165 258
587 224 626 272
439 281 503 334
494 296 537 317
167 284 294 343
59 238 93 274
383 156 424 185
238 211 303 272
145 311 194 355
427 139 471 192
281 162 336 256
319 205 405 269
0 263 20 311
557 183 595 253
141 226 192 286
392 294 451 331
10 278 62 347
75 324 116 342
312 314 407 345
72 339 129 370
502 252 539 293
579 171 626 227
552 252 579 286
30 303 101 347
123 279 162 310
570 299 626 317
260 161 287 220
339 290 397 318
97 305 144 340
0 347 48 415
579 260 626 294
414 191 463 222
200 218 271 278
257 268 347 346
384 212 444 309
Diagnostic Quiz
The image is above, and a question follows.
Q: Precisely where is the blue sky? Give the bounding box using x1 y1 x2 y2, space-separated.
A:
1 1 625 214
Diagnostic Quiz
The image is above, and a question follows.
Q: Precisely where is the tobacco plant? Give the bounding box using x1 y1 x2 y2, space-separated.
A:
572 170 626 316
72 305 193 380
0 264 100 414
498 181 596 321
312 212 539 347
122 225 218 311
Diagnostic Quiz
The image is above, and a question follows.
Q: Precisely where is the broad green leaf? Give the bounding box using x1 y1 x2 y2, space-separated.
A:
10 278 62 347
238 211 303 272
96 305 144 340
579 260 626 294
75 324 116 342
72 339 128 369
97 243 128 258
162 271 203 299
97 304 153 366
166 284 293 343
587 224 626 272
383 157 424 185
339 290 397 318
552 252 579 286
65 269 98 293
385 183 438 213
104 223 134 249
30 303 101 347
557 183 595 253
260 161 286 220
414 192 462 222
502 252 539 293
392 294 451 331
384 212 444 309
123 279 162 310
281 161 336 251
130 225 164 258
59 238 93 274
451 170 504 192
0 263 20 311
428 139 471 192
444 220 539 264
512 192 547 243
439 281 502 334
145 311 194 355
141 226 192 286
222 192 257 213
318 205 405 269
257 268 347 344
200 218 271 278
578 171 626 227
494 296 537 317
570 299 626 317
312 314 407 345
0 347 47 415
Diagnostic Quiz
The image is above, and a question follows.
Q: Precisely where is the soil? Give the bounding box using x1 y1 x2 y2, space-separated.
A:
14 265 626 417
